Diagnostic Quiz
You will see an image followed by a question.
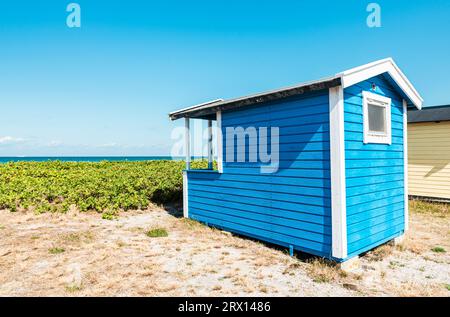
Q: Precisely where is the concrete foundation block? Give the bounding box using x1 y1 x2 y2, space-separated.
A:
338 257 361 272
389 235 405 246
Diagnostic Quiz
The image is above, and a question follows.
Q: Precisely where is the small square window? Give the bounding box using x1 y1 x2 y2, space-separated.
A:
368 103 386 133
363 91 392 144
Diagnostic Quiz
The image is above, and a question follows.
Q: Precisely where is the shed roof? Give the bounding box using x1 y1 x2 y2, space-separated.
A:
408 105 450 123
169 58 423 120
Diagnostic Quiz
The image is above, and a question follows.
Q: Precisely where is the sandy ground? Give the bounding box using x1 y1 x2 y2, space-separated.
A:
0 206 448 297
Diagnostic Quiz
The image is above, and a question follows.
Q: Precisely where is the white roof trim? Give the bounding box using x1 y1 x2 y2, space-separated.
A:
339 58 423 109
169 76 340 120
169 99 224 116
169 58 423 120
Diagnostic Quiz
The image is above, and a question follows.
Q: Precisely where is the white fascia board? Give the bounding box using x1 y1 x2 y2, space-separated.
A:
339 58 423 110
169 99 224 120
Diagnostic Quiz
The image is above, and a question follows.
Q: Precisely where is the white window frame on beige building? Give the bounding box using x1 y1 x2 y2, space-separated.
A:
362 91 392 145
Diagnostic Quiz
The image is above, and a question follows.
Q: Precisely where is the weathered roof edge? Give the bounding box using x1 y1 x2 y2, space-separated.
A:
408 105 450 123
169 58 424 121
169 76 341 120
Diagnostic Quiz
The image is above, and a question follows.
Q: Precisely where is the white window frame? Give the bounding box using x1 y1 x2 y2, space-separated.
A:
362 91 392 145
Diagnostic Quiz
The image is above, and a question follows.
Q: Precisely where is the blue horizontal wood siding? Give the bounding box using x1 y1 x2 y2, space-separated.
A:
344 74 406 258
187 90 332 258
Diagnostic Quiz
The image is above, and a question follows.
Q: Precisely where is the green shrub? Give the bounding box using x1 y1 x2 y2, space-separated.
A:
102 210 118 220
431 246 446 253
49 247 65 254
0 160 207 214
146 228 169 238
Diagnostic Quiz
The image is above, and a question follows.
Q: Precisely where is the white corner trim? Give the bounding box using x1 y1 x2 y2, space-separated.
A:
362 91 392 145
403 100 409 231
339 58 423 110
182 171 189 218
329 86 348 259
216 110 224 173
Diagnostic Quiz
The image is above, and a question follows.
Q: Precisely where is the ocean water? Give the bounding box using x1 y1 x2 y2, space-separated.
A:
0 156 183 163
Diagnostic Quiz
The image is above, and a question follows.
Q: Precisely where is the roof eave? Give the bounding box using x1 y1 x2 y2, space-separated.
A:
169 58 424 120
169 76 341 121
408 105 450 123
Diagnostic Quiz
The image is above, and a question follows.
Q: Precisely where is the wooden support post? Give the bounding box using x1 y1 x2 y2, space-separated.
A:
217 111 223 173
185 118 191 170
207 119 213 169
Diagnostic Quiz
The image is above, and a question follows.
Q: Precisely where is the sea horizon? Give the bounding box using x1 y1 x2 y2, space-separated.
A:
0 156 186 163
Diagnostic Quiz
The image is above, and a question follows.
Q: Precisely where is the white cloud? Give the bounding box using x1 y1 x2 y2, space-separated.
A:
47 140 63 147
98 142 119 148
0 136 26 144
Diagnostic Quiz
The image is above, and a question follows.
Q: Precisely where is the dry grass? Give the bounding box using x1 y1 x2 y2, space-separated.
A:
180 218 207 230
409 200 449 217
384 280 448 297
306 259 341 283
366 244 395 262
401 201 450 255
305 258 363 290
0 200 449 297
397 237 427 254
59 231 95 245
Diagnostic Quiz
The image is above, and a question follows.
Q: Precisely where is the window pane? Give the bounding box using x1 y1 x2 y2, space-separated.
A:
368 104 386 133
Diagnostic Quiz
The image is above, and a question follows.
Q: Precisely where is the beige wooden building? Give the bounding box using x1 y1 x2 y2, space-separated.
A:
408 106 450 201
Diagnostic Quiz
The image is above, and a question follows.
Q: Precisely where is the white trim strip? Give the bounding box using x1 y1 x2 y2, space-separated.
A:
340 58 423 110
329 86 348 259
403 100 409 231
169 99 224 118
183 171 189 218
170 59 422 121
185 118 191 170
217 111 224 173
207 119 213 169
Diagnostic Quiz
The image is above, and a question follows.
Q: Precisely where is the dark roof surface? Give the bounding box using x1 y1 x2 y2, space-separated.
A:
169 77 341 120
408 105 450 123
170 58 424 121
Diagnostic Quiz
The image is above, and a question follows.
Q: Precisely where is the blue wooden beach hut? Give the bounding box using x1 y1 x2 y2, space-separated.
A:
169 58 423 264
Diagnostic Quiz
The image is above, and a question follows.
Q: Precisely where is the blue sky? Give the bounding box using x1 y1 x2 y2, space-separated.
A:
0 1 449 156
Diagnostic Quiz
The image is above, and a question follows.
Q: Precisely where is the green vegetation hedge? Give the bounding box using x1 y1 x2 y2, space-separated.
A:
0 160 207 213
